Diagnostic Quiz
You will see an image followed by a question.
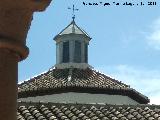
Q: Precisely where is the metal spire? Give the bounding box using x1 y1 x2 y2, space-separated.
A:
68 5 79 21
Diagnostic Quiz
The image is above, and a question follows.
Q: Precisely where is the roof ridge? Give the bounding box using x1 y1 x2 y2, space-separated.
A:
92 69 130 88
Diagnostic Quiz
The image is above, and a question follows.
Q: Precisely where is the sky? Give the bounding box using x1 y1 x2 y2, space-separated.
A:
19 0 160 105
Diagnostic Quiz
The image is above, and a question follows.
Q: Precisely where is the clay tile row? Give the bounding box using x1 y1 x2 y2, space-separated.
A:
17 102 160 120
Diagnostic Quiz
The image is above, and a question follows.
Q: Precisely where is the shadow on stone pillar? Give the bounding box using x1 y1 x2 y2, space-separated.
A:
0 0 52 120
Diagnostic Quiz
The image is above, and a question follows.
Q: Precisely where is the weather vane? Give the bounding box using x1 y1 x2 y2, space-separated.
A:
68 5 79 20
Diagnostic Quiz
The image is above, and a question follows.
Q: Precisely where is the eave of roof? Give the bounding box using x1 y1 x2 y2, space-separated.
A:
18 86 149 104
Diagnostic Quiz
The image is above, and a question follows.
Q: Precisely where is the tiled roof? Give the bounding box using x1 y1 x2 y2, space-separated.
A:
17 102 160 120
18 68 129 92
18 68 149 104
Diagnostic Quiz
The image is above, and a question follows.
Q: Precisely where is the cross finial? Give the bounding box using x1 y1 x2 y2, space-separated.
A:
68 5 79 21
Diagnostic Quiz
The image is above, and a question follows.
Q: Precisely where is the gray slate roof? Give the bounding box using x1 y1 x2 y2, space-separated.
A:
18 68 149 104
17 102 160 120
54 20 90 39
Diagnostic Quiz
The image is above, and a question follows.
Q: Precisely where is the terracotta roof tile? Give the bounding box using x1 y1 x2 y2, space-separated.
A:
18 68 149 104
17 102 160 120
18 68 128 92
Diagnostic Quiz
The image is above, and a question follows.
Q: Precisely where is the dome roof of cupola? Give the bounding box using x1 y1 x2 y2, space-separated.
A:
54 20 91 39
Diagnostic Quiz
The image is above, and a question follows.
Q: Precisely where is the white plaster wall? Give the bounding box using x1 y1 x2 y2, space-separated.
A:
18 92 139 105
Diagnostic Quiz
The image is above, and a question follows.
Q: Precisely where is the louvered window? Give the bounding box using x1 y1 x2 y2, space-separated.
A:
74 41 81 63
62 41 69 63
85 43 88 63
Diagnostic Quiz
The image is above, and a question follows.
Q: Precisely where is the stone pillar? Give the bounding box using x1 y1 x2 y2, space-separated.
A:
70 40 74 62
0 0 51 120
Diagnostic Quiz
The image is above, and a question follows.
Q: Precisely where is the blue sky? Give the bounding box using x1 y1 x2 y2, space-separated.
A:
19 0 160 104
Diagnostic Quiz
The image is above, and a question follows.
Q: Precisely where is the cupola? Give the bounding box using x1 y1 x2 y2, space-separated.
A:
54 19 92 69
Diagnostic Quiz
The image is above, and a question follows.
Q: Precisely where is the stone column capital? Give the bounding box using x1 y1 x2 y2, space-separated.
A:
0 0 52 61
0 0 52 11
